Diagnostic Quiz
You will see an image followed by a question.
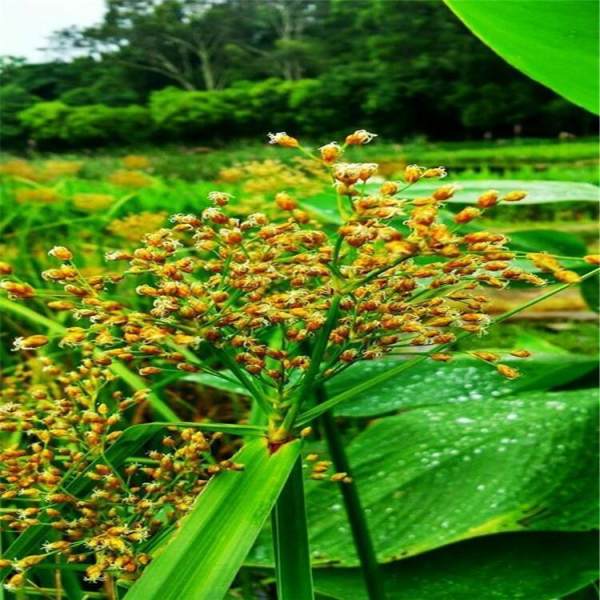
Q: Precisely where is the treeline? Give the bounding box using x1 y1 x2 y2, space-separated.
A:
1 0 596 148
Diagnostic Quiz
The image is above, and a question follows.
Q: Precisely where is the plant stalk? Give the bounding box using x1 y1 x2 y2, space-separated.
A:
318 389 386 600
271 456 314 600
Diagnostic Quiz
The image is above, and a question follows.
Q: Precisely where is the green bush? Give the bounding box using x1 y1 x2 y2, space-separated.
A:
0 84 39 145
289 75 367 136
230 78 295 134
150 87 234 139
18 101 71 143
14 75 596 149
18 102 152 147
110 105 153 142
63 104 114 143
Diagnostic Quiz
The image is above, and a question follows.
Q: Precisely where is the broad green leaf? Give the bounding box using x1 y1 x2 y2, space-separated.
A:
445 1 599 114
127 438 301 600
250 389 598 567
328 355 596 418
505 229 587 258
313 531 599 600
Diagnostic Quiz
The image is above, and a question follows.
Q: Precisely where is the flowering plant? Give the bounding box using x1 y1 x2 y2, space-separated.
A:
1 131 597 599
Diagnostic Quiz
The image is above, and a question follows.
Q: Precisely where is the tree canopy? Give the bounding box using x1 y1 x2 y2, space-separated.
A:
1 0 596 147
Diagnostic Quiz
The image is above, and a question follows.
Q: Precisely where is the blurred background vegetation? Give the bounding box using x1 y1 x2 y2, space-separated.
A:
1 0 598 149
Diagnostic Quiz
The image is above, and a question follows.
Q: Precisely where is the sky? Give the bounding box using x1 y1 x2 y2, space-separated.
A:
0 0 105 63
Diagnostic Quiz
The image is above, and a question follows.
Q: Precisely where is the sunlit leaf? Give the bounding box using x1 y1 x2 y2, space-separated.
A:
408 180 600 205
250 389 598 566
328 355 596 418
127 438 301 600
445 0 599 113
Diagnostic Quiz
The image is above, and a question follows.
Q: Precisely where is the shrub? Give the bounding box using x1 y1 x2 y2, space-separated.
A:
289 75 367 136
229 78 295 134
0 84 39 145
18 101 70 144
109 105 153 143
149 87 233 139
19 102 152 147
63 104 114 144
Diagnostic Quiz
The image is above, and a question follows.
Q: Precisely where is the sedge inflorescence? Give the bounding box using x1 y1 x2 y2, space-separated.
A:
4 130 585 440
0 358 241 588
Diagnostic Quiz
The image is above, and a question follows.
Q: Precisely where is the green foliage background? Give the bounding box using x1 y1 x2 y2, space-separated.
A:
1 0 597 148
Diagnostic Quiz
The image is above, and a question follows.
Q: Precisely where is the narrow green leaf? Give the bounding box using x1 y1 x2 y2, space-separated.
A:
184 371 251 396
127 438 301 600
445 1 599 113
312 531 599 600
581 273 600 313
272 457 314 600
505 229 587 257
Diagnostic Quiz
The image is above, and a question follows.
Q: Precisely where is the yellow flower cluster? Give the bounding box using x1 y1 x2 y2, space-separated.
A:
72 193 116 213
0 359 241 587
108 212 168 242
108 170 153 189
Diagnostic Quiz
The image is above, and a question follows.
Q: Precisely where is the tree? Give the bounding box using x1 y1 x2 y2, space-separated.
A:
52 0 243 91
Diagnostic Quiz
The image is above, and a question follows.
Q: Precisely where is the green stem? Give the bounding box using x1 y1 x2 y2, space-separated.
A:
318 388 385 600
271 457 314 600
280 296 341 433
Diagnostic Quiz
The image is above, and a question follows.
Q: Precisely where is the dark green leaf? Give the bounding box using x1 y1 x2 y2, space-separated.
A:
250 389 598 567
505 229 587 257
313 531 599 600
581 274 600 313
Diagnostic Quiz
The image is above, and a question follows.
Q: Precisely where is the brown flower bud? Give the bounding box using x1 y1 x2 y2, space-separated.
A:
48 246 73 261
497 364 520 379
454 207 481 224
477 190 499 208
